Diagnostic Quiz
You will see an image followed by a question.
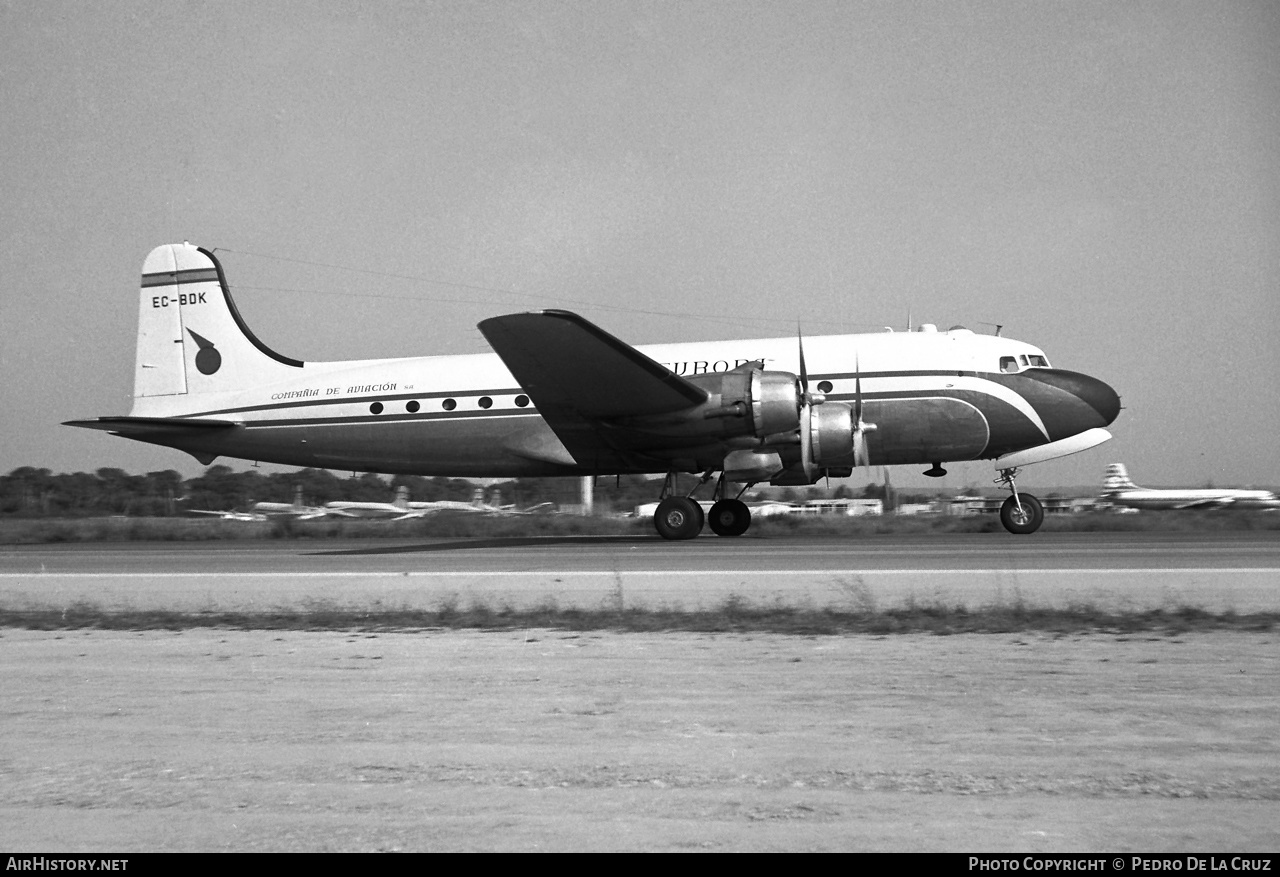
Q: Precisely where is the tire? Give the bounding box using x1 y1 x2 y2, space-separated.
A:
1000 493 1044 535
707 499 752 537
654 497 703 540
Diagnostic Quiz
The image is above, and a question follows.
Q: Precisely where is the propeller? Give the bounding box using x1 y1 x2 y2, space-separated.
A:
797 327 819 481
852 349 877 470
797 327 825 407
797 326 876 478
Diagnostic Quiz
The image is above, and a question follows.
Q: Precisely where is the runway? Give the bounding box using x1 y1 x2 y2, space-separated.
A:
4 531 1278 851
2 531 1277 613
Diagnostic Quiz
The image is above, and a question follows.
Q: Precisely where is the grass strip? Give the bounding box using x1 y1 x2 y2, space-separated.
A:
2 598 1274 635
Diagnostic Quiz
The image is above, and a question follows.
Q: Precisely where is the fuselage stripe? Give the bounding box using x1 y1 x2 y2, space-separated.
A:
182 369 1000 420
188 388 530 418
248 410 540 428
141 268 220 288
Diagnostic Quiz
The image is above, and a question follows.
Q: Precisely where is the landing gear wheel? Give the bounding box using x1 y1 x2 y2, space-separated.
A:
654 497 703 540
1000 493 1044 535
707 499 752 537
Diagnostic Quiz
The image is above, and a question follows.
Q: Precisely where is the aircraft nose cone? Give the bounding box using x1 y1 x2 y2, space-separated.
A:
1017 369 1121 439
1066 372 1121 426
1039 368 1121 425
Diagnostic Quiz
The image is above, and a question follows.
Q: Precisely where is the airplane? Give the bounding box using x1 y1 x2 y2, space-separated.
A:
322 485 508 520
406 486 520 516
323 485 421 519
1101 464 1280 511
65 243 1122 539
251 485 330 519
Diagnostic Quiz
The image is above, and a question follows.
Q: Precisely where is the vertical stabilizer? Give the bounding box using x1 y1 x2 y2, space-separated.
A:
1103 463 1138 491
133 244 304 401
134 245 190 396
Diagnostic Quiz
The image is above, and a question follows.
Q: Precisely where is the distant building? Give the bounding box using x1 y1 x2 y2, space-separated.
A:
945 494 1098 515
797 498 883 516
895 502 940 516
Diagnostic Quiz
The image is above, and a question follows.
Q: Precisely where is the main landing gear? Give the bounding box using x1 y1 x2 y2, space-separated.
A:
653 472 753 540
653 496 703 540
995 466 1044 535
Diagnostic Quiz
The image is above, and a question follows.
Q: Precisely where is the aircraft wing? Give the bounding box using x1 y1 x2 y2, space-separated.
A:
478 310 708 467
1172 498 1233 510
187 509 266 521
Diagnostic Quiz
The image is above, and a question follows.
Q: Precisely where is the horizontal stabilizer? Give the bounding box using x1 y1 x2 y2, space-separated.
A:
63 416 238 437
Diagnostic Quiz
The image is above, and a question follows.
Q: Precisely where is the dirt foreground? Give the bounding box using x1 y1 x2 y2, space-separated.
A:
1 628 1277 852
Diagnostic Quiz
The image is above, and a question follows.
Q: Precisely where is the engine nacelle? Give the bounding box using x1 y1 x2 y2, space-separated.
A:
765 402 857 486
750 371 803 437
808 402 854 466
688 366 802 438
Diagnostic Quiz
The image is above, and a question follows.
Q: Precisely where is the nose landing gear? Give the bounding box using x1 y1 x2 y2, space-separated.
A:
995 467 1044 535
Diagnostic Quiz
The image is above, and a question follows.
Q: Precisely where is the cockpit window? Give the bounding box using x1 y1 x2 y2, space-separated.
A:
1000 354 1051 373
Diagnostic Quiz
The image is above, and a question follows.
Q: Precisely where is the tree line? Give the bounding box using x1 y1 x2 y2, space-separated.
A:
1 465 908 518
0 466 694 517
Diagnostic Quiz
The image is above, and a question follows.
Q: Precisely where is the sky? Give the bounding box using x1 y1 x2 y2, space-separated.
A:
2 0 1277 491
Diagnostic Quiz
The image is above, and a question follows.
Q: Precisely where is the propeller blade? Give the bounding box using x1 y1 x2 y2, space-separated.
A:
797 326 818 479
852 347 877 470
854 349 862 424
797 325 809 391
797 326 825 406
799 401 815 480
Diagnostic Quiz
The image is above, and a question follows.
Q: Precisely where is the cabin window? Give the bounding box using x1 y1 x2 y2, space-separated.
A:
442 398 457 411
817 380 833 393
478 396 493 409
515 395 530 408
369 402 384 415
406 400 420 413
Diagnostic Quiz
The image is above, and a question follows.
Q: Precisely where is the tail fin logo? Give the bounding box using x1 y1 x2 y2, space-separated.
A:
188 329 222 375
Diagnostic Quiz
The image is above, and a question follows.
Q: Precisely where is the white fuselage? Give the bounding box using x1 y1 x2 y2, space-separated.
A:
1104 488 1280 511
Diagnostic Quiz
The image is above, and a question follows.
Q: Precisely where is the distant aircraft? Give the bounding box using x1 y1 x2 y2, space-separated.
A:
65 243 1121 538
1102 464 1280 511
251 485 329 519
325 485 505 520
323 485 420 519
406 486 516 515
